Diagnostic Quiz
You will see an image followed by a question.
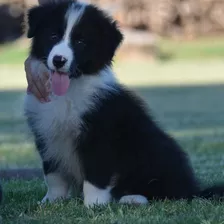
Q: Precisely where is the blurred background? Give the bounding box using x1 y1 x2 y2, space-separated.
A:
0 0 224 182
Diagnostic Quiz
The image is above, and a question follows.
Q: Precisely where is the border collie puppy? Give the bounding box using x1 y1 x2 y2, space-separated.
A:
24 0 224 207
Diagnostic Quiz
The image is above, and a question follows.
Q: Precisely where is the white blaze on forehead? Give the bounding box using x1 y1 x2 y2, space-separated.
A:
64 3 86 43
47 3 86 71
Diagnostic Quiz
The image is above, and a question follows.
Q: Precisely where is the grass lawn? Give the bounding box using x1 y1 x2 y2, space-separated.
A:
1 38 224 223
158 37 224 60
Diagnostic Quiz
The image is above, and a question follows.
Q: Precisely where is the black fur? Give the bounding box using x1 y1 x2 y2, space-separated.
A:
72 5 123 74
77 85 221 201
26 1 224 203
27 2 73 61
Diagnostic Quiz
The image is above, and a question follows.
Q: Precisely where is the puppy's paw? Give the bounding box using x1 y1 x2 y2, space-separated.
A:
83 181 111 208
40 173 70 204
40 192 67 204
119 195 148 205
84 194 110 208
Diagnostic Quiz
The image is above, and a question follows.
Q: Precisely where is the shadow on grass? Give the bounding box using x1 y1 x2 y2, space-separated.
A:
0 90 26 136
1 84 224 172
1 85 224 224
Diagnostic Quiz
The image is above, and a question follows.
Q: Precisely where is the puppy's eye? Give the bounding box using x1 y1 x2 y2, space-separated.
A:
50 33 59 40
76 40 86 46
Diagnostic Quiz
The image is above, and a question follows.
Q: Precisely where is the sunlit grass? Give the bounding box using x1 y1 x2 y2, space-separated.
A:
159 37 224 59
2 59 224 90
0 42 28 65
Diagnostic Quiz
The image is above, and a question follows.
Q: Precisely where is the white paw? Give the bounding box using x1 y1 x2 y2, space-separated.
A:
83 181 111 208
84 193 111 208
40 173 70 204
41 193 53 204
40 191 68 204
119 195 148 205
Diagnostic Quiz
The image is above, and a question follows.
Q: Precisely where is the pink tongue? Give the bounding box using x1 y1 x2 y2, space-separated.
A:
52 72 70 96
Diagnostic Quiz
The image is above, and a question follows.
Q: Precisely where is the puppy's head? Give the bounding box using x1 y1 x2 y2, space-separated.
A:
27 1 123 78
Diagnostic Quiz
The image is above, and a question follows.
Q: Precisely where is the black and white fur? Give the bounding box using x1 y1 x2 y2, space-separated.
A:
24 0 224 207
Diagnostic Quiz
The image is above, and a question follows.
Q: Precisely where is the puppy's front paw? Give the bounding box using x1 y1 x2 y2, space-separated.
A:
84 194 110 208
40 173 70 204
83 181 111 208
41 193 52 204
40 192 68 204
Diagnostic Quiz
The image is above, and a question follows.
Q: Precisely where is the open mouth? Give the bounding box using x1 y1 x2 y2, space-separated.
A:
51 70 70 96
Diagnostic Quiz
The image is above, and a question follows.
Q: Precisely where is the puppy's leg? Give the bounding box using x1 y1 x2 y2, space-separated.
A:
31 136 70 203
42 173 70 203
41 161 70 203
83 180 112 208
79 138 116 207
81 159 114 207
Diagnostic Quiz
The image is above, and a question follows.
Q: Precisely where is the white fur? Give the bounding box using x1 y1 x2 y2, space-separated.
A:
47 41 73 73
119 195 149 205
41 173 70 203
24 67 117 186
83 181 112 207
47 3 86 72
64 3 86 42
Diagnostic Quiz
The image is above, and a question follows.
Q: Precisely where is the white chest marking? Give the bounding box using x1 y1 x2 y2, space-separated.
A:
24 67 117 184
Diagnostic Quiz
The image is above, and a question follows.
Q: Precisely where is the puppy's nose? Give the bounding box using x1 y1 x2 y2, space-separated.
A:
53 55 67 69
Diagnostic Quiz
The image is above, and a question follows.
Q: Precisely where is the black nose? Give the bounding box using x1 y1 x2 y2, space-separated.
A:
53 55 67 69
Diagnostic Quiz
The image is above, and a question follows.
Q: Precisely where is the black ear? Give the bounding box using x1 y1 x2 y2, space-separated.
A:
92 7 124 60
27 5 54 38
105 19 124 57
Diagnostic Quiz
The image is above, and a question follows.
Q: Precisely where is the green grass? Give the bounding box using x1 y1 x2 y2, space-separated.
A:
0 43 28 65
1 83 224 223
1 39 224 223
157 37 224 60
2 184 224 224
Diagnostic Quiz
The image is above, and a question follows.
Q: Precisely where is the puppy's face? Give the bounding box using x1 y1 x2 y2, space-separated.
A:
27 1 123 78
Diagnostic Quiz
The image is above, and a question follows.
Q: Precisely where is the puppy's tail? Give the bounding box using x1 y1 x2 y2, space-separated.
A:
192 184 224 200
